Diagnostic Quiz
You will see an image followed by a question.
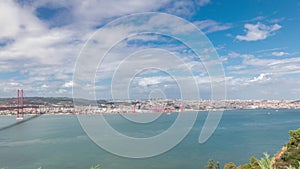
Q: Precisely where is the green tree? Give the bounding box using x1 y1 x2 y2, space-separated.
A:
206 159 221 169
249 156 260 169
90 164 100 169
257 153 274 169
224 162 236 169
216 161 220 169
207 159 215 169
278 128 300 168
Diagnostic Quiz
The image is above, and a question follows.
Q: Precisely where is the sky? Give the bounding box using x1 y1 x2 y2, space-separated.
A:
0 0 300 100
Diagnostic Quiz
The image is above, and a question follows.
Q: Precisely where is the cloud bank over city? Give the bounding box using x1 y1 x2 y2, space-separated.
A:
0 0 299 100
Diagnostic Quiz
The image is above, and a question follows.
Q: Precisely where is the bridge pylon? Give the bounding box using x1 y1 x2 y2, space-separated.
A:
16 89 24 120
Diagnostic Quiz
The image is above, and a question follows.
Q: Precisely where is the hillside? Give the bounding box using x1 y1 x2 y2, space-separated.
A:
274 128 300 168
220 128 300 169
0 97 73 106
0 97 108 106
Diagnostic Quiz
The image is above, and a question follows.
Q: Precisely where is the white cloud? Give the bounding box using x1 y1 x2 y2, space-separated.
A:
236 22 282 41
255 47 285 54
221 50 300 99
198 0 211 6
137 77 173 87
9 82 21 86
0 0 183 97
268 17 285 23
241 56 300 75
249 16 265 22
62 81 73 88
225 75 300 100
226 65 247 71
41 84 49 88
164 0 210 17
3 0 297 100
250 73 271 82
221 52 242 63
194 20 232 34
30 0 171 29
0 1 47 41
271 51 288 57
223 56 299 78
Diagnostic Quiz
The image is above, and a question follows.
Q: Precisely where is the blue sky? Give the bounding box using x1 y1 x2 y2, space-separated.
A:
0 0 300 100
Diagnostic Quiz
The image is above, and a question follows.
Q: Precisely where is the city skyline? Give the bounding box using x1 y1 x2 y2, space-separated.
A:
0 0 300 100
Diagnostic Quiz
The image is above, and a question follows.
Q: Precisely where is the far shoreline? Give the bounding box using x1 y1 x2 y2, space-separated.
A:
0 108 299 117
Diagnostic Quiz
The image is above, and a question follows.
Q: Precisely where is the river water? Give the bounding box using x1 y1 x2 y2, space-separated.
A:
0 109 299 169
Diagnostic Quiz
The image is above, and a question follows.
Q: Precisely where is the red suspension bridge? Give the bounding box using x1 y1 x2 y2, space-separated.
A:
0 89 39 120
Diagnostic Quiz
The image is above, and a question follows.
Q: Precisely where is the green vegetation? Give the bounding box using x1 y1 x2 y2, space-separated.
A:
0 97 74 106
219 153 273 169
285 129 300 163
224 162 237 169
0 97 108 106
210 128 300 169
206 159 221 169
90 164 101 169
275 128 300 168
257 153 274 169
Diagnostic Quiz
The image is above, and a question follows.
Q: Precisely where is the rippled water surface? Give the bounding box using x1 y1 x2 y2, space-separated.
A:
0 109 299 169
